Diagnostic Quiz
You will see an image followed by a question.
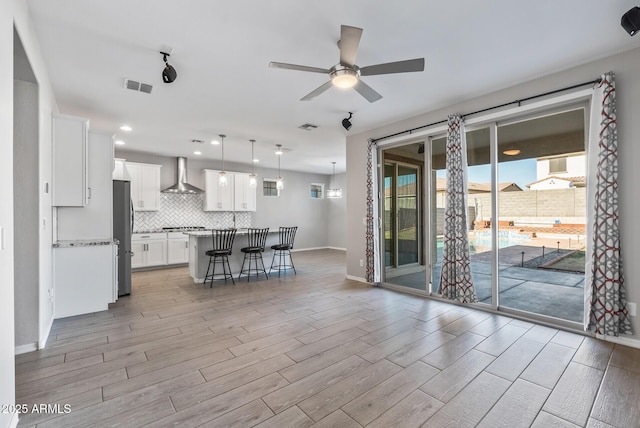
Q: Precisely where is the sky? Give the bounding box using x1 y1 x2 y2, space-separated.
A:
437 158 537 189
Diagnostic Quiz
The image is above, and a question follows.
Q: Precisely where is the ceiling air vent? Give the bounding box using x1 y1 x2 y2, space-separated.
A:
298 123 318 131
123 79 153 94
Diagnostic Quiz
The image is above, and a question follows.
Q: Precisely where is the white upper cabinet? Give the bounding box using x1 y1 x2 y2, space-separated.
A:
234 173 257 212
203 169 234 211
52 114 89 206
56 131 114 240
126 162 161 211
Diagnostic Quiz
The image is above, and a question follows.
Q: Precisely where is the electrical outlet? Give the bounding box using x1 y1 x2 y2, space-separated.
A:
362 217 367 226
359 259 364 267
627 302 637 317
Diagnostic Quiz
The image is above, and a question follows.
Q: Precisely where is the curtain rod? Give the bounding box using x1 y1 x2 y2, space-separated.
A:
370 77 602 144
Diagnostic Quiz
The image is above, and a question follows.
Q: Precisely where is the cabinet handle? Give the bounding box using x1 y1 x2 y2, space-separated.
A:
185 242 188 248
88 187 92 199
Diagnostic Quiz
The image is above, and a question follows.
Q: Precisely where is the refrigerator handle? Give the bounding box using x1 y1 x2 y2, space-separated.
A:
130 199 135 234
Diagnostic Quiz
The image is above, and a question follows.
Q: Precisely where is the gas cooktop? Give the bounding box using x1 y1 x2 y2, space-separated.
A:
162 226 206 232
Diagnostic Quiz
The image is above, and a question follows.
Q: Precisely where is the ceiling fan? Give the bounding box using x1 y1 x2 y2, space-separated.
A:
269 25 425 103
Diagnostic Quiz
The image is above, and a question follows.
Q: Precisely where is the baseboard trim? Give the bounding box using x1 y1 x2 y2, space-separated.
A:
291 247 328 253
596 333 640 350
346 275 369 284
39 315 54 349
8 411 19 428
327 247 346 251
15 342 37 355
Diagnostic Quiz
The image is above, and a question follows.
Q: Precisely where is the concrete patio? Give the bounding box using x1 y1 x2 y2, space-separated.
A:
387 245 585 323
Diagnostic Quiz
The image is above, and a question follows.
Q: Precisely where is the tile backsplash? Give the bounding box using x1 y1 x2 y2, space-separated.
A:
133 193 252 231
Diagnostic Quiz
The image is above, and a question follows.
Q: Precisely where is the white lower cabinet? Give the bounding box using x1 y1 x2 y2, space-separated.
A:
54 244 116 318
132 233 167 268
167 232 189 264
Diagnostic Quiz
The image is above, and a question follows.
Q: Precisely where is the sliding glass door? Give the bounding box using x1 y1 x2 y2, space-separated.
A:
424 107 586 324
382 148 425 291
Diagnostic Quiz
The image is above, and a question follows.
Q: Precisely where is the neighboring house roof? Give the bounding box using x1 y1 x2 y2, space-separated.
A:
436 179 522 192
526 175 586 188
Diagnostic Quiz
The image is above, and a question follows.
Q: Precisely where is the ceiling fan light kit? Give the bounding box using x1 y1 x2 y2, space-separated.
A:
269 24 425 104
331 66 359 88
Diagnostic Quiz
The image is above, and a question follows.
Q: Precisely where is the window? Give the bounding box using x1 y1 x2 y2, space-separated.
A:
263 179 279 197
549 157 567 174
310 183 324 199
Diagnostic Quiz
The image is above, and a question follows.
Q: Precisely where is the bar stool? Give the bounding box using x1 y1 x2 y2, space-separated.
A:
238 228 270 282
204 228 237 287
269 226 297 276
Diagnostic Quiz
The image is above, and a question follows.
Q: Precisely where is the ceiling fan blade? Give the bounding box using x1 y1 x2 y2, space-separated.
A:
353 79 383 103
360 58 425 76
301 80 333 101
269 62 329 74
339 25 363 66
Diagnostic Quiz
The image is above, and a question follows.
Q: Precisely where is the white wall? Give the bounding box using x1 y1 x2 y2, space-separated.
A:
346 47 640 345
2 1 59 426
0 2 17 426
13 79 39 349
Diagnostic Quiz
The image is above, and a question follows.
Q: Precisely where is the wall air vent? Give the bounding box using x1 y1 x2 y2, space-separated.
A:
298 123 318 131
123 79 153 94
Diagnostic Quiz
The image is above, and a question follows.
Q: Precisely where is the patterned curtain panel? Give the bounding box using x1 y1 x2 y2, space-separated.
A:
366 139 381 284
439 114 477 303
586 72 633 336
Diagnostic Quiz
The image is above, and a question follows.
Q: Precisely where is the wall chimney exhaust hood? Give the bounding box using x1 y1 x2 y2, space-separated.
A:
161 157 204 194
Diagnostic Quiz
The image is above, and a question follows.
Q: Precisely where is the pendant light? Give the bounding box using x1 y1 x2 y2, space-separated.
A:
218 134 227 186
249 139 257 188
275 144 284 190
327 161 343 198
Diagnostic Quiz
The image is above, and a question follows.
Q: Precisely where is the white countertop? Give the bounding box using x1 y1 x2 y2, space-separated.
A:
184 228 278 237
53 238 119 248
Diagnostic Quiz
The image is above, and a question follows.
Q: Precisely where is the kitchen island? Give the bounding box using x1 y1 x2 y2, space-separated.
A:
185 229 280 283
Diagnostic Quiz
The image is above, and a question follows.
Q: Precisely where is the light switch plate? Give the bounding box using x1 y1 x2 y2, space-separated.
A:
0 226 4 250
627 302 637 317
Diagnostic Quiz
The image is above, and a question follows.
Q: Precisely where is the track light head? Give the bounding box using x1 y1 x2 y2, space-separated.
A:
621 6 640 36
161 51 177 83
342 112 353 131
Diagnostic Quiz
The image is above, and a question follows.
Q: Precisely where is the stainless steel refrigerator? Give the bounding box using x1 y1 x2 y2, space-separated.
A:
113 180 133 296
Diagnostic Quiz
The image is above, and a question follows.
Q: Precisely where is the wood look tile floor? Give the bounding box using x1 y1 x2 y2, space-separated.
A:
14 250 640 427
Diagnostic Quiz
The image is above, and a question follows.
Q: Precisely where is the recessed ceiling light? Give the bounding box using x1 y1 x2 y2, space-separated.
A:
119 125 132 132
503 149 521 156
253 159 259 163
115 140 125 145
194 151 202 155
211 139 220 145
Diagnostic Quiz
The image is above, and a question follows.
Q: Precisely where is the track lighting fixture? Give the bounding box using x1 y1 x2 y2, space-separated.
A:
342 112 353 131
161 51 177 83
622 6 640 36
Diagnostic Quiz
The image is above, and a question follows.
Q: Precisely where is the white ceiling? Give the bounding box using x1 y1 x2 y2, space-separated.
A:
25 0 639 174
